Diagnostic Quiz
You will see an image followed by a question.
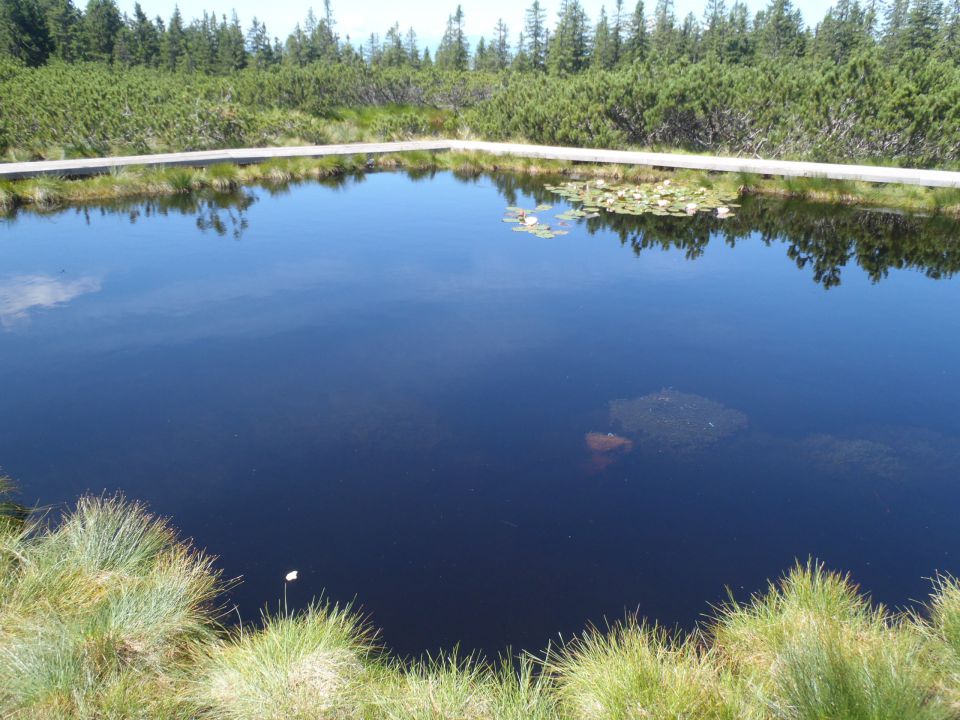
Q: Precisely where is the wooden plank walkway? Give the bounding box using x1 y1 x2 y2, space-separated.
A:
3 139 960 188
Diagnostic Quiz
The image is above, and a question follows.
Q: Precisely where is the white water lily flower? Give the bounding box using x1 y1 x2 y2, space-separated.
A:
657 199 669 207
663 180 671 186
594 179 605 187
717 206 731 217
285 570 299 582
524 216 539 226
686 203 698 210
617 190 626 198
633 193 643 200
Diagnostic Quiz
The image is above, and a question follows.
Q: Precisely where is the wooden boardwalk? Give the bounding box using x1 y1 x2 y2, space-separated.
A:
3 139 960 188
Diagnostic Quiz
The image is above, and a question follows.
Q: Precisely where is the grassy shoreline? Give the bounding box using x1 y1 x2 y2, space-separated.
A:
4 151 960 218
1 491 959 719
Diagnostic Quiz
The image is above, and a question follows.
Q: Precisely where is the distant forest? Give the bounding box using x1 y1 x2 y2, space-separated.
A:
1 0 957 74
3 0 960 167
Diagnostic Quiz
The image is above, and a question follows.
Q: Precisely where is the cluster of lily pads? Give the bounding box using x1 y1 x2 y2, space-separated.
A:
503 179 740 239
545 178 739 218
501 204 570 238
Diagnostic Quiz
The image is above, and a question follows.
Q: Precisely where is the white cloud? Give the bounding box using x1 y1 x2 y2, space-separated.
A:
0 274 102 328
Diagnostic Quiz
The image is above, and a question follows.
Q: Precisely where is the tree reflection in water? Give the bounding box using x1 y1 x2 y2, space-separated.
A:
2 169 959 287
486 171 960 289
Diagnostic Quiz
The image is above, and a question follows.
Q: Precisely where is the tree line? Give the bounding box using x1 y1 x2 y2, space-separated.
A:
3 0 960 73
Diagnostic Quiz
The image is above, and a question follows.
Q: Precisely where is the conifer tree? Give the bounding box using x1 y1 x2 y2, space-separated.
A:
755 0 805 58
905 0 943 53
436 5 469 70
381 22 407 66
702 0 728 57
523 0 547 70
162 5 185 69
547 0 590 74
493 18 511 69
83 0 122 61
40 0 82 61
246 17 276 68
624 0 648 61
0 0 52 65
592 6 615 68
405 27 419 67
129 1 159 65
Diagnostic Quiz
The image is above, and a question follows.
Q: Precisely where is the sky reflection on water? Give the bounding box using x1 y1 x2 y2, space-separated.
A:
1 171 960 658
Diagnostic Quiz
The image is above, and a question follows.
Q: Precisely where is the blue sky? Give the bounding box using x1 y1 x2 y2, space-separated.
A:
118 0 836 49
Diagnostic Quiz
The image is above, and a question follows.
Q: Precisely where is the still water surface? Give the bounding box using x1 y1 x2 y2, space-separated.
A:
2 171 960 658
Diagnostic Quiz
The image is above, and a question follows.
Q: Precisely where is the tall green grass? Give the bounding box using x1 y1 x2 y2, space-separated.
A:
1 493 960 720
4 153 960 216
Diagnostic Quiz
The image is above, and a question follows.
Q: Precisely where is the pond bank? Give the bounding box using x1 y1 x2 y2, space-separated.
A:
1 493 959 719
3 148 960 217
6 140 960 188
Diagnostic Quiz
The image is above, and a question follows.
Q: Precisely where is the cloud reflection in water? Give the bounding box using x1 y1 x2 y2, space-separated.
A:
0 274 102 328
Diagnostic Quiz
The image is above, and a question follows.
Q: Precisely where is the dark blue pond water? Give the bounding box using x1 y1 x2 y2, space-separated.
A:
2 170 960 659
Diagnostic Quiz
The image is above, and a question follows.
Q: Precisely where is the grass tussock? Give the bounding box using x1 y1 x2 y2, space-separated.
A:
0 495 221 719
1 491 960 720
189 602 374 720
549 621 742 720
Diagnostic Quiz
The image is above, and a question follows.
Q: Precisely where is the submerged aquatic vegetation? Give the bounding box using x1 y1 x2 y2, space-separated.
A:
584 433 634 473
546 180 740 218
608 389 749 455
799 434 903 480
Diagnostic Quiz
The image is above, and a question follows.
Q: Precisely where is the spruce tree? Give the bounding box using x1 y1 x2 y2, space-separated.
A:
592 6 615 68
162 5 185 69
436 5 469 70
381 22 407 66
0 0 52 65
548 0 590 74
493 18 511 69
702 0 728 58
129 1 159 65
624 0 648 61
755 0 805 58
524 0 547 70
405 27 419 67
83 0 122 61
40 0 82 61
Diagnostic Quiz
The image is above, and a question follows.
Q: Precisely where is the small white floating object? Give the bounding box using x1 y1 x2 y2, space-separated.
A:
717 206 731 217
686 203 698 210
633 192 643 200
285 570 299 582
663 180 671 186
524 216 539 226
595 179 605 187
657 199 669 207
617 190 626 198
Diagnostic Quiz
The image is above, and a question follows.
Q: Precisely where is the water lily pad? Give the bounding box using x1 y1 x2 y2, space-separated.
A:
502 206 564 239
545 180 740 220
